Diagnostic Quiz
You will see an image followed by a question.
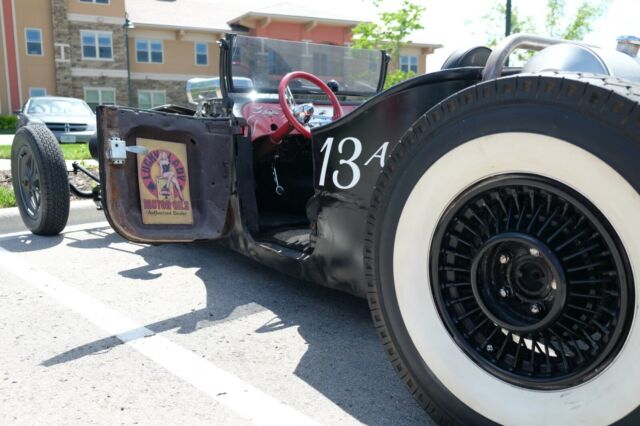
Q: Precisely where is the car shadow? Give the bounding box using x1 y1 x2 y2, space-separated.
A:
9 227 429 424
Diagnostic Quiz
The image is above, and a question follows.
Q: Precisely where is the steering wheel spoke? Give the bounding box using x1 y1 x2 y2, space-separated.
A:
271 71 344 142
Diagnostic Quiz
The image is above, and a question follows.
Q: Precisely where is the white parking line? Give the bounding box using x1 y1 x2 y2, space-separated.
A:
0 246 320 426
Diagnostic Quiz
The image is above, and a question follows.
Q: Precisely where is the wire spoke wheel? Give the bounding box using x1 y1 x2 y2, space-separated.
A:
431 174 634 389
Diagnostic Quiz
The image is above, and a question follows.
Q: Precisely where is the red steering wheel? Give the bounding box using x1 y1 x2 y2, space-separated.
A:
271 71 343 142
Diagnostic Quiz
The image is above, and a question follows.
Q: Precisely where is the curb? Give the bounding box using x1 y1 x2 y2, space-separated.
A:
0 200 106 235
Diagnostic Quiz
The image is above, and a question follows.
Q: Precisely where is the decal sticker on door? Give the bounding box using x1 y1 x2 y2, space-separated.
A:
136 138 193 225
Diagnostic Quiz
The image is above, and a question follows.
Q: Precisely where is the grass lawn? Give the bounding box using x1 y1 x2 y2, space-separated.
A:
0 143 92 161
0 187 16 208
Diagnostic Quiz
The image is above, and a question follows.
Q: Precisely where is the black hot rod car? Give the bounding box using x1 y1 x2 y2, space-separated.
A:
11 33 640 425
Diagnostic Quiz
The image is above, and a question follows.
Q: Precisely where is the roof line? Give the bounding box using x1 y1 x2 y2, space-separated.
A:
228 11 362 27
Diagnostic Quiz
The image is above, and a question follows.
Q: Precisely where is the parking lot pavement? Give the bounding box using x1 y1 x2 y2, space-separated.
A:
0 223 434 425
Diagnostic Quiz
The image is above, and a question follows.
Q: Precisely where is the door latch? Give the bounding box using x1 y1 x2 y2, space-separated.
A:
107 135 149 165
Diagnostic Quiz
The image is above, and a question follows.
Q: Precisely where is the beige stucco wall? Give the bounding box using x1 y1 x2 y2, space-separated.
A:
0 5 8 114
398 46 428 75
129 28 220 77
68 0 125 18
14 0 56 102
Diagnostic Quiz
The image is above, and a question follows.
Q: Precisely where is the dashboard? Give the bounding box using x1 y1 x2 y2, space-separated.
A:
241 102 358 142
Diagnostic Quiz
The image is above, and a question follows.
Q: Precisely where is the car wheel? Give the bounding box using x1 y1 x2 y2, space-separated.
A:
365 74 640 425
11 125 70 235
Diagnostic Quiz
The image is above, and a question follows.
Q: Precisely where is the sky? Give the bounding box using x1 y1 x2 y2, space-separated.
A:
364 0 639 71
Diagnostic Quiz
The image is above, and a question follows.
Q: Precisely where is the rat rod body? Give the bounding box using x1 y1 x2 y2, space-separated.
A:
12 33 640 425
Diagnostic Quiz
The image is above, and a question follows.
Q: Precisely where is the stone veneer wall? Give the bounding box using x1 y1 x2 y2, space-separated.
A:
71 77 189 107
130 80 190 106
51 0 72 97
68 21 127 70
50 2 203 108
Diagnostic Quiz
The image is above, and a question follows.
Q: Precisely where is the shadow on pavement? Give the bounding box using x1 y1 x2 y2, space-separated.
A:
9 227 428 424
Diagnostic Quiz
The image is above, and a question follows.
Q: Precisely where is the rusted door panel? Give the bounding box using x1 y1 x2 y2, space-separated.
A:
97 106 236 243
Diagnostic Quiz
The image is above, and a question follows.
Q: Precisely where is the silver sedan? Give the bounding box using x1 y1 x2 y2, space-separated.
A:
17 96 97 143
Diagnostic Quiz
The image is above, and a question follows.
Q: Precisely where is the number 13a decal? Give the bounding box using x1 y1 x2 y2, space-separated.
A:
318 137 389 189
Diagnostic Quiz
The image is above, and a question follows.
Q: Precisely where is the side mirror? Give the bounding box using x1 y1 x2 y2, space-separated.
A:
14 109 22 114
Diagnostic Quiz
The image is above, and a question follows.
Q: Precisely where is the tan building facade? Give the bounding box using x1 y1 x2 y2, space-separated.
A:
0 0 441 114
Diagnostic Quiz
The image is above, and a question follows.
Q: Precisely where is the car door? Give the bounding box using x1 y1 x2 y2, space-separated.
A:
96 106 239 243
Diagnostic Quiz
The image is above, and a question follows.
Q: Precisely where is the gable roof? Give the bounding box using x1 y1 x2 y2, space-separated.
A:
228 2 377 27
125 0 440 48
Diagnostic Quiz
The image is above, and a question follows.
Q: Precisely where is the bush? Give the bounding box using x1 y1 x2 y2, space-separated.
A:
0 115 17 132
0 187 16 208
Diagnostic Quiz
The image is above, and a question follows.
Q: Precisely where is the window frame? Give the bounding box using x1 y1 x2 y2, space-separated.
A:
399 55 419 73
80 30 114 61
24 28 43 57
137 90 167 109
135 38 164 64
194 42 208 66
84 87 116 111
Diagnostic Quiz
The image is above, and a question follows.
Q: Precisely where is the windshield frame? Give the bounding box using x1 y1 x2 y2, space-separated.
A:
219 33 389 98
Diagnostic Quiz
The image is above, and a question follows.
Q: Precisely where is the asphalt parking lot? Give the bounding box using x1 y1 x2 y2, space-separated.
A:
0 212 434 425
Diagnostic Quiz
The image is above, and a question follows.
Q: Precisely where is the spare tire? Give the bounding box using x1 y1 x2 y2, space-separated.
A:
11 125 70 235
366 73 640 425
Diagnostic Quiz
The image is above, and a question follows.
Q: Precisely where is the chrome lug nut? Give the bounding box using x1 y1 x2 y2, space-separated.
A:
530 303 544 315
499 286 512 298
486 344 494 352
529 248 540 257
499 254 510 264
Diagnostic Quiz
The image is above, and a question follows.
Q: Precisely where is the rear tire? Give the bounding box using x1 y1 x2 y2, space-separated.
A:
11 125 70 235
365 74 640 425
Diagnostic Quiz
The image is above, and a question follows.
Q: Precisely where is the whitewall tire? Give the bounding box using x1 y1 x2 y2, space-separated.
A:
365 74 640 425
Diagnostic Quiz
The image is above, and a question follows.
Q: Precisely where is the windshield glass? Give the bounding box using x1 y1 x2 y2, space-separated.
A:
27 98 94 116
230 35 383 96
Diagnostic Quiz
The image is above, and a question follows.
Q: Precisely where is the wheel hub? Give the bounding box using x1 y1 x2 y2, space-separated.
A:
431 174 634 389
471 233 567 334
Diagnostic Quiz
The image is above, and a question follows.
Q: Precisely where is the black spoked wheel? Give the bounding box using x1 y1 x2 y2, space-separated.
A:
366 74 640 425
15 144 42 219
431 174 633 390
11 125 70 235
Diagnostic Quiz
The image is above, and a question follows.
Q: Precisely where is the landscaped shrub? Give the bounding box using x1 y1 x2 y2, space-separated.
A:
0 115 17 132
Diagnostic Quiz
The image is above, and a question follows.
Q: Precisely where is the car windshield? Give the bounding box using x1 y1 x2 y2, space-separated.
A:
27 98 94 116
230 35 383 96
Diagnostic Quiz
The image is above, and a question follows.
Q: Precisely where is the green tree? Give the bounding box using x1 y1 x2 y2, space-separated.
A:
483 0 609 62
352 0 425 89
484 2 536 48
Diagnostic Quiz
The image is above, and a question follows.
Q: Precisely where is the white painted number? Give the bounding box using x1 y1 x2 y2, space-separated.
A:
333 137 362 189
319 137 389 189
318 137 334 187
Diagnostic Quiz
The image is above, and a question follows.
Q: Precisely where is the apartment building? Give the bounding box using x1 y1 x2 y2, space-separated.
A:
0 0 441 114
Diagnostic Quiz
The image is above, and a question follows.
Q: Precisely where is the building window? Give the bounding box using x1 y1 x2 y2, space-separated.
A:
25 28 43 56
29 88 47 97
81 31 113 60
136 39 163 63
138 90 166 109
195 42 208 66
79 0 110 4
400 55 418 73
84 87 115 111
